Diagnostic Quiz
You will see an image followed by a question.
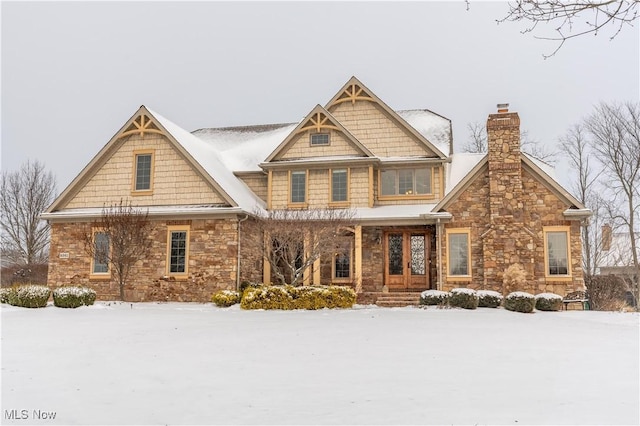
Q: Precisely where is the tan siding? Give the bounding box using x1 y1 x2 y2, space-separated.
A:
278 130 364 160
238 174 268 202
307 169 329 208
65 134 226 208
329 101 436 157
270 170 289 209
350 167 370 207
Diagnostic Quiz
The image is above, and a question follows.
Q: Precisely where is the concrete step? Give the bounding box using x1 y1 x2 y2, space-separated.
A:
375 292 422 307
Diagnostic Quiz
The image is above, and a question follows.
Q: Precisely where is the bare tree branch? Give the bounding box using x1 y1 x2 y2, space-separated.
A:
243 208 354 286
83 200 154 301
498 0 639 58
0 160 56 266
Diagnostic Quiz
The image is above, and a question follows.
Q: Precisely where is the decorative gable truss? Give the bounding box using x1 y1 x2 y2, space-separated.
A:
44 106 247 217
326 76 449 159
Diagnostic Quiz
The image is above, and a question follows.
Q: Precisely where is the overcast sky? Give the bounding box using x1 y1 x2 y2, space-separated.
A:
2 1 638 191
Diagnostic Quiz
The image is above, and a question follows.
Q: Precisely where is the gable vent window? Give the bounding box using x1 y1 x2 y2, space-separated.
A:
133 151 154 193
310 133 330 146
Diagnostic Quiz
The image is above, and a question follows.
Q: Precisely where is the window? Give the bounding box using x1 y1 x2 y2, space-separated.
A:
133 151 154 192
380 168 431 197
167 227 189 276
92 232 110 275
310 133 330 146
331 169 348 203
333 241 352 280
446 229 471 277
544 227 570 277
290 171 307 204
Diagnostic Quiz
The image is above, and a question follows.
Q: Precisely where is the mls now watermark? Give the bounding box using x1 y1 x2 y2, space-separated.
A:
4 409 57 421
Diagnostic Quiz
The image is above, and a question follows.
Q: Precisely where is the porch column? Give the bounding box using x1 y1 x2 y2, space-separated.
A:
263 232 271 285
355 225 363 293
303 231 311 286
313 232 320 285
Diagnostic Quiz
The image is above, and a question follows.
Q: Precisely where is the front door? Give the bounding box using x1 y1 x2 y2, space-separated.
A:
384 231 430 291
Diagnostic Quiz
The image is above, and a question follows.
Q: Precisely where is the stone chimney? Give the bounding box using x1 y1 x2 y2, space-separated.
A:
602 224 612 251
486 103 523 222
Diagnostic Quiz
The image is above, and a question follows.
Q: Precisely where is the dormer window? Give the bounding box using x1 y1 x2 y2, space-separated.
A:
310 133 330 146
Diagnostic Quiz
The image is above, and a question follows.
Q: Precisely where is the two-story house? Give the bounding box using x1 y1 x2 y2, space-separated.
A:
42 77 591 302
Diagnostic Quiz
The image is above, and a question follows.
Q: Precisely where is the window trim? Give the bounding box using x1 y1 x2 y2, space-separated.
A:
288 170 308 207
166 225 190 278
310 133 330 146
543 226 572 280
131 149 155 195
332 241 353 282
445 228 471 281
90 229 111 279
329 168 350 206
378 167 434 200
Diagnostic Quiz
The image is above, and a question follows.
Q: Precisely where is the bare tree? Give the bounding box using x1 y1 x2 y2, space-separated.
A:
498 0 639 57
243 208 354 286
560 124 605 278
83 200 153 301
463 121 557 163
586 101 640 305
0 160 56 266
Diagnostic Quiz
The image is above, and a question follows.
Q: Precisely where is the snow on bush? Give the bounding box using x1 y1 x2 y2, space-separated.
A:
477 290 503 308
211 290 241 307
1 287 15 304
535 293 563 311
504 291 536 313
53 286 97 308
8 285 51 308
449 288 479 310
241 285 355 310
419 290 450 306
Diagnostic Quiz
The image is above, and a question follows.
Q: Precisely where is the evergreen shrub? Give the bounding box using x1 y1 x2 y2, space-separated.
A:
241 285 355 310
477 290 503 308
419 290 450 306
53 286 97 308
8 285 51 308
449 288 479 309
0 287 15 304
535 293 563 311
211 290 241 307
504 292 536 313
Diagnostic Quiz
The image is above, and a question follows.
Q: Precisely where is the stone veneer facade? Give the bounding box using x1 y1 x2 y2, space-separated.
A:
48 218 239 302
441 111 585 295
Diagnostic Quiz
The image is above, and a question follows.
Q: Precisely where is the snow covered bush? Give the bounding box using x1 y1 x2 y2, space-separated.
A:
535 293 563 311
211 290 241 307
53 286 97 308
240 285 355 310
504 292 536 313
503 264 527 294
419 290 450 306
239 281 262 296
8 285 51 308
477 290 503 308
449 288 479 309
0 287 15 304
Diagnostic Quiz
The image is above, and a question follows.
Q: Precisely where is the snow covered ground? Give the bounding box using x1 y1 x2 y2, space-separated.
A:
1 303 638 425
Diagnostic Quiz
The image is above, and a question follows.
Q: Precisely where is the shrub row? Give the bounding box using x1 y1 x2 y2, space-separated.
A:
240 285 356 310
211 290 241 307
420 288 564 313
1 285 96 309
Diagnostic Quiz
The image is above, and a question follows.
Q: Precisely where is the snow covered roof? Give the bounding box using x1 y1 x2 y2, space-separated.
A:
147 108 267 212
397 109 451 157
41 204 244 220
600 232 640 268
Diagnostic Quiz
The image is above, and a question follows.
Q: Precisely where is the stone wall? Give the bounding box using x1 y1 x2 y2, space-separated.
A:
48 218 239 302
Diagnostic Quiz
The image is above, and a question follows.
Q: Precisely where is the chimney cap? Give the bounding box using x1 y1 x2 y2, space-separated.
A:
497 103 509 113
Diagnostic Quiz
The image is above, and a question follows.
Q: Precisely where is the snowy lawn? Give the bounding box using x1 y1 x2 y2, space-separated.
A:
1 303 638 425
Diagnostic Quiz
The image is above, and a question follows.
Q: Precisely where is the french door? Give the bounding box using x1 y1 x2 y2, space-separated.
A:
384 231 430 291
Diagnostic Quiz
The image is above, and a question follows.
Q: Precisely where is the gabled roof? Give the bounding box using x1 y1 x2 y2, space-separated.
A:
46 106 265 214
434 152 588 213
264 104 373 163
326 76 449 159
